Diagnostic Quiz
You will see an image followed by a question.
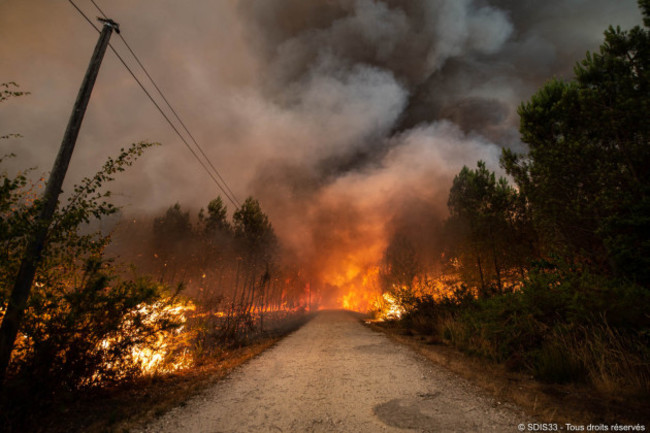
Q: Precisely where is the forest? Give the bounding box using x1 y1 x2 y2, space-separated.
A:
1 0 649 430
0 137 310 428
376 1 650 398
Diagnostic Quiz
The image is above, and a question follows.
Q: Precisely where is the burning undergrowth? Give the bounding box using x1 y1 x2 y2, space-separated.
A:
4 5 646 425
210 0 641 320
94 297 196 382
0 143 204 394
3 275 196 392
103 197 315 365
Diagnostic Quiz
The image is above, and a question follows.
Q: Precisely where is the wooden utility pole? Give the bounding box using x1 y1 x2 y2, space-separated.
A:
0 18 120 387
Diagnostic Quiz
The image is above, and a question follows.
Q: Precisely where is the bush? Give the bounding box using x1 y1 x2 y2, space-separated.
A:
8 269 189 392
0 144 194 393
399 269 650 396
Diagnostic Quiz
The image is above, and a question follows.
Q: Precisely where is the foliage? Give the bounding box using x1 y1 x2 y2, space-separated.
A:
0 82 29 140
115 195 306 349
0 143 190 394
153 203 193 247
0 82 29 103
445 161 534 295
199 196 231 236
14 271 181 391
502 2 650 283
402 271 650 394
232 196 277 258
391 3 650 398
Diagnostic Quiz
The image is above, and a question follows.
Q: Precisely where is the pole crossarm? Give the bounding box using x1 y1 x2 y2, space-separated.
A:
97 17 120 33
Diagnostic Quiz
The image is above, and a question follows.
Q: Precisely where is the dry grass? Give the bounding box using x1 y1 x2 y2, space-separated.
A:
557 323 650 396
368 321 650 426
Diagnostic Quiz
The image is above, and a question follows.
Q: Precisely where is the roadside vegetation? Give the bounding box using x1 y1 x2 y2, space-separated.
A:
376 0 650 404
2 1 649 430
0 84 310 431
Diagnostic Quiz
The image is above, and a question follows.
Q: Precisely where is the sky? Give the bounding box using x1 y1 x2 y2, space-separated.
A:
0 0 644 296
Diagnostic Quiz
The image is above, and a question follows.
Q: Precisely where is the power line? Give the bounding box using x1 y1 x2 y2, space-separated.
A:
76 0 241 209
89 0 240 208
88 0 107 17
67 0 241 209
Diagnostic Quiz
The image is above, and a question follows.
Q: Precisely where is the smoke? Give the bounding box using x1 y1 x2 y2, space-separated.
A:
233 0 517 290
0 0 642 301
231 0 641 296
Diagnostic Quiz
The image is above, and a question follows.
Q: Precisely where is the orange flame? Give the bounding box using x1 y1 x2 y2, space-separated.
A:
97 298 196 380
333 266 382 312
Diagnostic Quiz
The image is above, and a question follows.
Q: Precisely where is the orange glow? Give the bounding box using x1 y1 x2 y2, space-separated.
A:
97 298 196 380
372 292 404 320
309 221 387 312
299 203 458 314
339 289 376 312
332 265 382 312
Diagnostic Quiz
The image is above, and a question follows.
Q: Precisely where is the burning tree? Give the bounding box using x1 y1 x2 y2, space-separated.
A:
445 161 532 296
379 234 420 311
112 195 309 352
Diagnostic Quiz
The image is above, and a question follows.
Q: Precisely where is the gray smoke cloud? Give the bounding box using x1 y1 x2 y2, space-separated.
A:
231 0 642 287
0 0 642 294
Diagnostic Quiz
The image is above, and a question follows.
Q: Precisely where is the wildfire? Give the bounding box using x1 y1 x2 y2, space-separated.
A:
130 300 195 374
334 266 381 312
372 292 405 320
339 290 374 311
98 298 196 379
371 275 462 321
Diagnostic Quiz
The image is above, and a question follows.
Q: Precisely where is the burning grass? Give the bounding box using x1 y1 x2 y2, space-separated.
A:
332 265 460 323
372 292 405 320
4 333 289 433
4 283 196 391
2 301 312 433
95 298 196 381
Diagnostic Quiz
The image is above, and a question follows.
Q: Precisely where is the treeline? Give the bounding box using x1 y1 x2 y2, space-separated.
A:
111 196 310 345
0 84 307 400
381 1 650 397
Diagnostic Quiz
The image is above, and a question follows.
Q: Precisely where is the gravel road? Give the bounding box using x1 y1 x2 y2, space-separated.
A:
135 310 527 433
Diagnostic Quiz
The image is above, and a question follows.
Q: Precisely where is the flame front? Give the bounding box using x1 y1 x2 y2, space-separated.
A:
129 301 195 375
98 298 196 380
333 265 381 312
373 292 404 320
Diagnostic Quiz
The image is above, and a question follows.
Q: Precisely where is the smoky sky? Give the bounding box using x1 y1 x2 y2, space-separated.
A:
0 0 643 288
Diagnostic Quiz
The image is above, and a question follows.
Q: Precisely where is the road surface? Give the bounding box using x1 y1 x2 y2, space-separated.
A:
135 310 527 433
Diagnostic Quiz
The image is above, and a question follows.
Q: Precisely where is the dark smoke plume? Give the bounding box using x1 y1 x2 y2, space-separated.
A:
0 0 642 301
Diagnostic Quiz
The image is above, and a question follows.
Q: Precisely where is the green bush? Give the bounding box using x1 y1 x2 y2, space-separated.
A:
401 269 650 395
0 144 191 393
531 326 587 384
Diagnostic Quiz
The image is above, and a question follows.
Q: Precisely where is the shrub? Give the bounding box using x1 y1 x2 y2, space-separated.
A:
399 269 650 397
0 143 194 393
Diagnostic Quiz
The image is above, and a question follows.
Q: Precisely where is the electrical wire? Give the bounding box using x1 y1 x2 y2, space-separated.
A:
67 0 242 209
89 0 241 208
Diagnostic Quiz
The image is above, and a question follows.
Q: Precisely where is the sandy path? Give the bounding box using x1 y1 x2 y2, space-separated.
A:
134 310 527 433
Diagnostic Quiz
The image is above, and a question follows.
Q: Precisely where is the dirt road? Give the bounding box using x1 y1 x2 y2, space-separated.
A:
135 310 527 433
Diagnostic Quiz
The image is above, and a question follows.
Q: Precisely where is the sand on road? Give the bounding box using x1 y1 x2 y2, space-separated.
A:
134 310 527 433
